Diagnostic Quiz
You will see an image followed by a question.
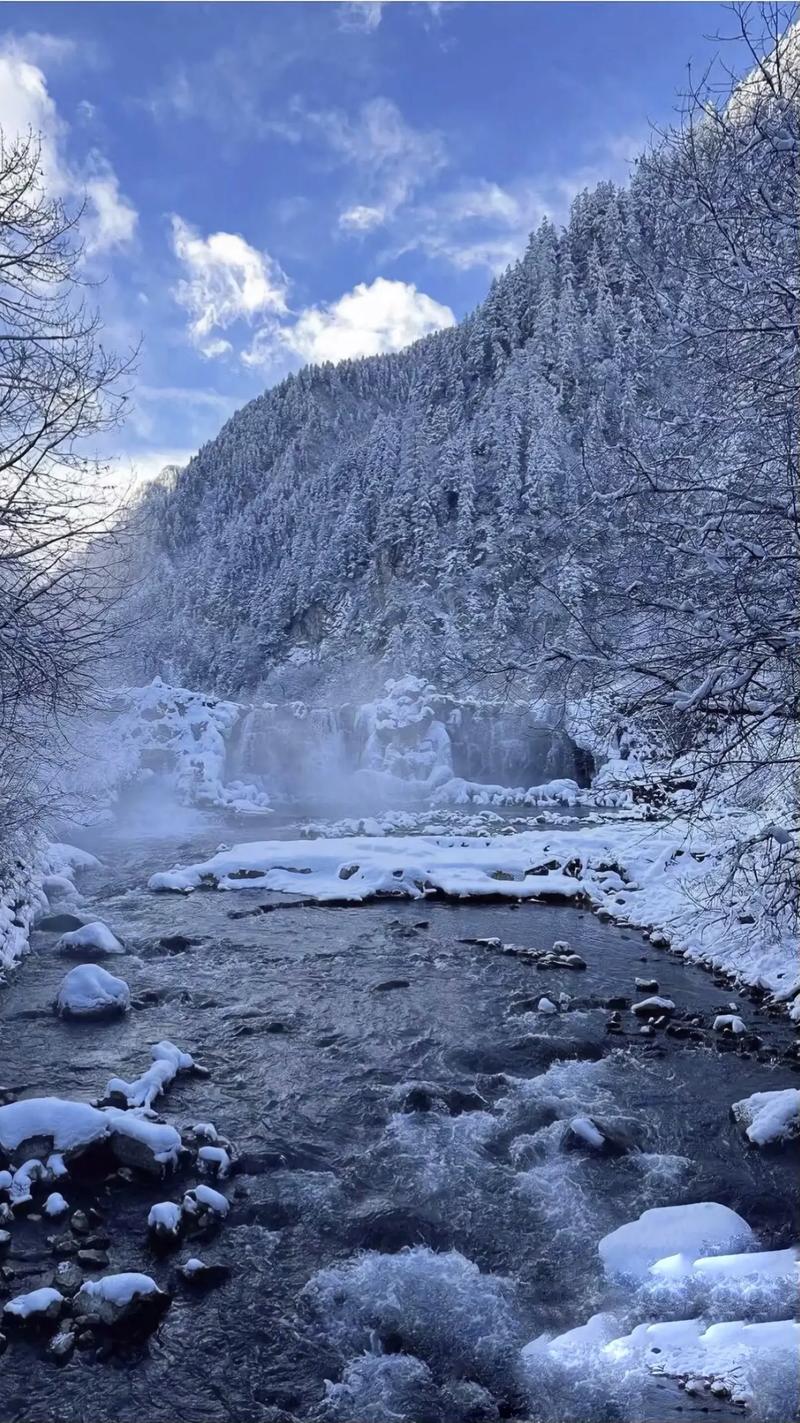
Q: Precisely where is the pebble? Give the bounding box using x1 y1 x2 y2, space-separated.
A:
54 1260 83 1296
48 1235 76 1257
47 1329 75 1363
69 1211 90 1237
76 1249 109 1269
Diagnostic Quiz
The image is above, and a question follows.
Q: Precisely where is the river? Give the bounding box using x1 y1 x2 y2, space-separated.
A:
0 813 797 1422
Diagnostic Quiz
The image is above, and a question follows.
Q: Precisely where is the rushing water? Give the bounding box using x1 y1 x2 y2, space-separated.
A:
0 817 797 1423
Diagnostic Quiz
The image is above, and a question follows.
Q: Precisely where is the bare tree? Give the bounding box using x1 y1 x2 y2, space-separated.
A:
499 7 797 787
0 131 131 848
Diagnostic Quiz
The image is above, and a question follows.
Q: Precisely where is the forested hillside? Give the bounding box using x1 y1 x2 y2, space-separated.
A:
130 14 798 800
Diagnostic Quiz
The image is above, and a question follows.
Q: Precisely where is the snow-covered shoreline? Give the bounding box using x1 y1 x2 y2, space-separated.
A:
148 819 800 1018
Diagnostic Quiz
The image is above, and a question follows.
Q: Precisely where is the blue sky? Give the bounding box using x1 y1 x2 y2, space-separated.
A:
0 1 747 488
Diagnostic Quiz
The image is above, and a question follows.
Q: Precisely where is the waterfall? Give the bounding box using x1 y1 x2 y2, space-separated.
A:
225 691 592 807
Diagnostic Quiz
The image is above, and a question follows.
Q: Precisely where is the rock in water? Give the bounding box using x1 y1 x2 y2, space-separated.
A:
74 1273 170 1334
54 921 124 959
3 1287 64 1330
178 1257 231 1289
55 965 130 1019
36 911 88 933
47 1329 75 1362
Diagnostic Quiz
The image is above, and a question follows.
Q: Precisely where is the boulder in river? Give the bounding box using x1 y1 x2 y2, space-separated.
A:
562 1115 640 1156
46 1328 76 1363
632 995 676 1019
54 921 124 959
55 965 130 1020
36 911 88 934
148 1200 183 1243
53 1260 83 1297
3 1287 64 1331
177 1257 231 1289
74 1272 170 1334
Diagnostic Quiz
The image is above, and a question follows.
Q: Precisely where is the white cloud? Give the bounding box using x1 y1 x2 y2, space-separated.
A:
0 37 136 256
389 138 645 274
3 31 78 67
336 2 384 31
306 97 446 231
339 203 387 233
170 216 288 357
84 162 137 254
243 276 455 368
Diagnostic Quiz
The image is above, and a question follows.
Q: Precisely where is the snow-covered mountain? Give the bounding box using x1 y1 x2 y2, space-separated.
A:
127 35 797 811
126 173 665 699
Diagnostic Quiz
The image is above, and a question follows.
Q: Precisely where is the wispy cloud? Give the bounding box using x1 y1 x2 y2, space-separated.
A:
170 216 288 358
373 135 647 273
336 2 385 33
0 33 136 256
294 96 447 232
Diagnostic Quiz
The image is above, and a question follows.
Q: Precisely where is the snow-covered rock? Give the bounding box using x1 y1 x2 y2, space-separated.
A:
713 1013 747 1033
3 1287 64 1327
104 1041 195 1110
178 1256 231 1288
75 1272 169 1331
55 964 130 1019
55 920 124 958
9 1158 51 1206
731 1088 800 1146
147 1200 183 1240
197 1145 232 1178
103 1107 183 1175
0 1098 110 1160
599 1203 755 1280
182 1184 230 1224
0 1096 182 1175
632 995 676 1017
537 997 558 1015
43 1192 69 1217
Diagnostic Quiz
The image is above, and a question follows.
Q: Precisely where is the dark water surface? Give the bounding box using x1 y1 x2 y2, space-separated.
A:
0 820 797 1423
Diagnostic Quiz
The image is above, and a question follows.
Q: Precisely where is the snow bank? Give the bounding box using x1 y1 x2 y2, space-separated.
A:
56 963 130 1018
599 1203 755 1281
148 831 595 900
605 1317 800 1410
650 1247 799 1284
432 776 581 808
146 815 799 1013
731 1088 800 1146
1 841 99 981
0 1096 182 1173
0 1097 110 1155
